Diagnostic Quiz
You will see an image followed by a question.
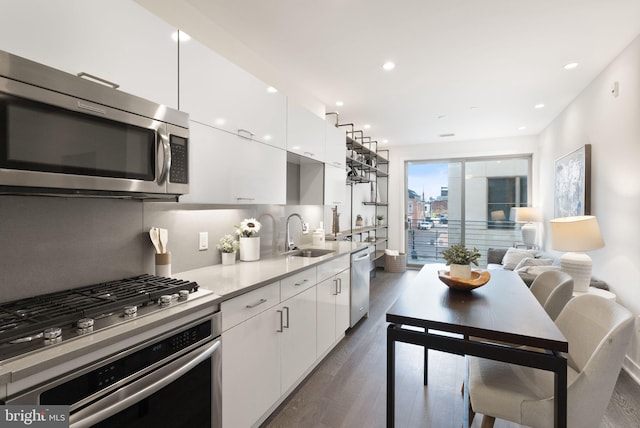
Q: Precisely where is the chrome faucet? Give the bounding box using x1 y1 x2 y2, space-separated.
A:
285 213 307 252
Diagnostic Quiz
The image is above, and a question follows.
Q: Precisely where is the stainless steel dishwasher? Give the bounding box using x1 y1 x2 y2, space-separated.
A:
350 248 371 327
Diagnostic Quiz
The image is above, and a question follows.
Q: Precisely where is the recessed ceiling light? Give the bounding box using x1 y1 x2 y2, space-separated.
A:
469 106 479 110
518 126 527 131
437 115 446 119
439 133 455 138
263 135 272 141
363 124 371 129
214 118 226 126
564 62 579 70
336 100 344 107
382 139 389 144
266 86 278 93
534 103 545 109
382 61 396 71
292 145 301 150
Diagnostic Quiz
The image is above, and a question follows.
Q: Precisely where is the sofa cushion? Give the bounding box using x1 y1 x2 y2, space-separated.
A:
514 257 553 272
501 248 538 270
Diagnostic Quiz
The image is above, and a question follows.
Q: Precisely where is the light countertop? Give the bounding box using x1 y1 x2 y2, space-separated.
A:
173 241 370 301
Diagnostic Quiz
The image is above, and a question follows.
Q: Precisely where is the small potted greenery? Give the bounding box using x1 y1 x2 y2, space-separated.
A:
217 234 239 265
442 243 481 279
355 214 363 227
376 214 385 225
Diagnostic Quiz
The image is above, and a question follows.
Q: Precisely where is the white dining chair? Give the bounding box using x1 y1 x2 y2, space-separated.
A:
529 270 574 320
467 294 634 428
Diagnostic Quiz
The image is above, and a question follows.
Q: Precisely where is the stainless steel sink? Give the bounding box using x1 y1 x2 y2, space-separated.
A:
290 249 335 258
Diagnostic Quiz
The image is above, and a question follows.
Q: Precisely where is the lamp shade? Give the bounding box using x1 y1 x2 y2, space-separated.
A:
514 207 542 223
549 215 605 252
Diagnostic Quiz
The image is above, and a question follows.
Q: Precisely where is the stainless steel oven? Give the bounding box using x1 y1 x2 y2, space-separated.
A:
0 50 189 198
0 276 221 428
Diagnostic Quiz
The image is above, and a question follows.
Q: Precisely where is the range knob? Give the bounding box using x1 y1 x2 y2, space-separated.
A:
179 290 189 300
159 295 172 307
123 305 138 318
43 327 62 345
77 318 95 334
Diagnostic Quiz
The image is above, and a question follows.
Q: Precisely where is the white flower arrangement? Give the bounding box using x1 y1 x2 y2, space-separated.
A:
217 234 239 253
235 218 262 238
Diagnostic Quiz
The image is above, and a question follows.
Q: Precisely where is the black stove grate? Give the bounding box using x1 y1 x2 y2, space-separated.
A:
0 275 199 345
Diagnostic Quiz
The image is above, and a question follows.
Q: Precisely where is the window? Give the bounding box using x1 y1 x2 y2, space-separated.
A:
487 177 527 229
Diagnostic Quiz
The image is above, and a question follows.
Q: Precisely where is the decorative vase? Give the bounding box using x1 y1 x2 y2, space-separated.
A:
450 264 471 279
239 236 260 261
221 252 236 265
377 220 384 226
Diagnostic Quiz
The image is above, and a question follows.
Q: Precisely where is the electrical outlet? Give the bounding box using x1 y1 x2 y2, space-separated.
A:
302 222 310 234
199 232 208 251
611 81 619 98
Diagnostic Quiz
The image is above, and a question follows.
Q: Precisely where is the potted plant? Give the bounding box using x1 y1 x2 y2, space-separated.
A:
442 243 481 279
376 214 385 225
355 214 363 227
217 234 239 265
235 218 262 261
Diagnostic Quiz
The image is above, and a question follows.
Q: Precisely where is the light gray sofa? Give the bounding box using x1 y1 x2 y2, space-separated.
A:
486 247 608 290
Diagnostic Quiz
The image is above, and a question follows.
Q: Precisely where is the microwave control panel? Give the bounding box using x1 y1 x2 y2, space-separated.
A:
169 135 188 184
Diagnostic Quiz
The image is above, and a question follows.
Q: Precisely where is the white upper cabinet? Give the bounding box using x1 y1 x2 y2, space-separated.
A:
286 101 326 162
0 0 179 109
325 121 347 169
324 164 347 206
180 121 286 204
179 36 286 149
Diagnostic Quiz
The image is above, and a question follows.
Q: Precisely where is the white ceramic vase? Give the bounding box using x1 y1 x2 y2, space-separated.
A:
450 263 471 279
221 252 236 265
239 236 260 261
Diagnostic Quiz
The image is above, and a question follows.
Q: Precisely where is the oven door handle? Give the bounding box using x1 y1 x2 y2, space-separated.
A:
69 339 220 428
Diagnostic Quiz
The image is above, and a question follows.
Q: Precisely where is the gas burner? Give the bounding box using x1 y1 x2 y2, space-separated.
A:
0 274 205 361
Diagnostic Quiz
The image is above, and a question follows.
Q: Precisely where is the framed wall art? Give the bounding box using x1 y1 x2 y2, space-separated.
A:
554 144 591 218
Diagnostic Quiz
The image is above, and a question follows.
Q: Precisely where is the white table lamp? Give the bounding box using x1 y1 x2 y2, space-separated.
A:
549 216 605 292
514 207 541 247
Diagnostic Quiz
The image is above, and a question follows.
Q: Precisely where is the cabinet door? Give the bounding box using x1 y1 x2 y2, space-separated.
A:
280 286 317 394
286 101 326 162
316 276 337 357
335 269 351 338
324 164 347 206
325 121 346 168
0 0 178 109
222 308 281 428
179 36 286 148
181 122 286 204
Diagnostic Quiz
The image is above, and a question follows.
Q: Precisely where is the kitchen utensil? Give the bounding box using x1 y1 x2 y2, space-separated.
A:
159 228 168 254
149 227 161 254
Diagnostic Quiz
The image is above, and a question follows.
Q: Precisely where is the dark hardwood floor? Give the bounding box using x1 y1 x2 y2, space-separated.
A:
262 269 640 428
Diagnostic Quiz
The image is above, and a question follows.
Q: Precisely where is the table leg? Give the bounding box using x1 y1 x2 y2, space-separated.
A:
554 357 568 428
423 327 428 385
387 324 396 427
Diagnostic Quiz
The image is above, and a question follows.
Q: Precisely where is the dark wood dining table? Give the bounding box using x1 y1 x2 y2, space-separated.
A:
386 266 569 427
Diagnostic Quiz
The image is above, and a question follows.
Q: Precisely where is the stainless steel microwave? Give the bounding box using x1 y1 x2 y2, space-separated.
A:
0 50 189 198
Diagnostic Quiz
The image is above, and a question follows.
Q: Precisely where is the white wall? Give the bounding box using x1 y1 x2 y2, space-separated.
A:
539 35 640 380
387 135 540 252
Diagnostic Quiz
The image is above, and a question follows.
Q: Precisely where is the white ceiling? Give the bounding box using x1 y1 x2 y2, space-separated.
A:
186 0 640 146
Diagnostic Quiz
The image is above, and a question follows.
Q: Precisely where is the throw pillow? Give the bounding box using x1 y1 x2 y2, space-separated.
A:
526 266 562 276
514 257 553 273
501 248 538 270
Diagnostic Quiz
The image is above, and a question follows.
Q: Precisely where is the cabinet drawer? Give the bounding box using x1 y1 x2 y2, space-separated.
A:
221 282 280 331
281 268 317 301
317 254 350 283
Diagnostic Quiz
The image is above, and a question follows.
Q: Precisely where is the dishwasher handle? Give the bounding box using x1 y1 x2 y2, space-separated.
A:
353 253 370 262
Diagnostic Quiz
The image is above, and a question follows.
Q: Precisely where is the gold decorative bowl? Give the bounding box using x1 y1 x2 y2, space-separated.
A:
438 270 491 291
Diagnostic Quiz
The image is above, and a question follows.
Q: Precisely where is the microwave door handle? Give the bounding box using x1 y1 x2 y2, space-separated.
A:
69 339 220 428
157 127 171 185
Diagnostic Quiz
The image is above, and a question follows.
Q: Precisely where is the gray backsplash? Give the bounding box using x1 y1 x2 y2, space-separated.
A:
0 195 324 303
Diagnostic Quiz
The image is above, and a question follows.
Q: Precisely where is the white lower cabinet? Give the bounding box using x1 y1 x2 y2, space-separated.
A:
317 269 351 357
279 286 317 394
222 305 281 428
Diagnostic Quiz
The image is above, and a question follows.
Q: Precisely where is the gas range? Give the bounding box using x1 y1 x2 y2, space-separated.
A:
0 274 217 362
